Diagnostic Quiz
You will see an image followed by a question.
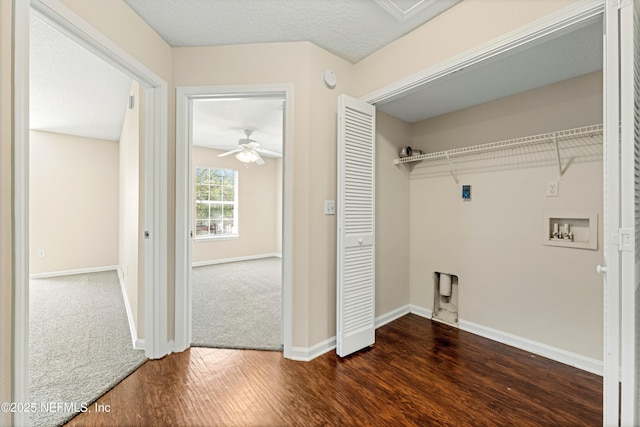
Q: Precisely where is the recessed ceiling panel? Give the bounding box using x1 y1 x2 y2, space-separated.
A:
375 0 439 22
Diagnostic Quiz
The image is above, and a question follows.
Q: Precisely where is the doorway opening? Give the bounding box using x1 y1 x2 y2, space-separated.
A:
174 85 294 358
191 96 283 350
27 12 147 426
13 2 169 424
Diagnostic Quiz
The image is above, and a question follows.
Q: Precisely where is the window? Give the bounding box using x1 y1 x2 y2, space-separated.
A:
195 167 238 238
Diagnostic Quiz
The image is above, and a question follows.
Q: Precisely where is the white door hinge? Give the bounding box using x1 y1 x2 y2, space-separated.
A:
617 228 633 252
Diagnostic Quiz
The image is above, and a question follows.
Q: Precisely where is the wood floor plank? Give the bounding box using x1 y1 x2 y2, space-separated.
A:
66 314 602 426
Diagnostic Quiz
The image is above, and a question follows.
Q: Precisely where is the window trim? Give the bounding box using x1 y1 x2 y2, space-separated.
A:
194 166 239 239
194 234 239 242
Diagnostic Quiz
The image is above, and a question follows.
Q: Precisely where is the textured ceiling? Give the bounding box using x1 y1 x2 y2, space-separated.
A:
30 14 132 141
376 16 604 123
123 0 462 63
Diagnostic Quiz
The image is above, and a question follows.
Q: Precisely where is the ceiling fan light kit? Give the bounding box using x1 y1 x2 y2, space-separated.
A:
235 150 259 164
216 128 280 166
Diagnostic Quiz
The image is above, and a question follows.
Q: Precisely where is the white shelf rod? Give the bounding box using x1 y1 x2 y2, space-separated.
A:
393 124 603 166
553 135 563 178
444 152 459 184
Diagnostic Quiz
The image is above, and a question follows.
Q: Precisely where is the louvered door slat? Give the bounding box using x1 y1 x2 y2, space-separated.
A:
337 94 376 358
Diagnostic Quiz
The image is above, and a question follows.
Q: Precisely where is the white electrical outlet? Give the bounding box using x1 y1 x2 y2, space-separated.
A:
546 180 559 197
324 200 336 215
37 249 45 258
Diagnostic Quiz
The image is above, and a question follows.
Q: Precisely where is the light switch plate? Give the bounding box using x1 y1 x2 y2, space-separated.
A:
324 200 336 215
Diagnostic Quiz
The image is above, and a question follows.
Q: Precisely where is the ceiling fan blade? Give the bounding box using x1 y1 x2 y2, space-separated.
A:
254 151 265 165
217 148 242 157
255 147 282 157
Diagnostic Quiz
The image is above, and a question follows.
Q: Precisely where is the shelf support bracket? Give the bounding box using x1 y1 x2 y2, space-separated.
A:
444 152 459 184
553 135 563 178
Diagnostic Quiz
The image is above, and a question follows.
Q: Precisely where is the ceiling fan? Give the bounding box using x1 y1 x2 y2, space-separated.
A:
216 129 280 165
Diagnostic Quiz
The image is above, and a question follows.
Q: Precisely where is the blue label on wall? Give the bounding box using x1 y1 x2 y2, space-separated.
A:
462 185 471 200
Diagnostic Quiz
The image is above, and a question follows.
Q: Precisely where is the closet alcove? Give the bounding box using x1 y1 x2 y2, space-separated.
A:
367 8 604 370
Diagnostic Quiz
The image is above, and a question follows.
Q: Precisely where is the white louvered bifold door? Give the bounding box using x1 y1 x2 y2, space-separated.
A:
620 0 640 424
603 1 622 423
336 94 376 358
604 0 640 425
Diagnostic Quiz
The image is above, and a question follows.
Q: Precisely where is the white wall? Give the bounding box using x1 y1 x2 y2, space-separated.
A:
119 81 145 340
375 112 411 316
173 41 358 347
29 131 119 275
410 72 604 152
408 72 603 360
192 146 281 263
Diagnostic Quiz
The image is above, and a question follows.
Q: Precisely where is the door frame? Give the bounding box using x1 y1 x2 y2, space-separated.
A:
175 84 294 358
13 0 169 423
614 0 639 422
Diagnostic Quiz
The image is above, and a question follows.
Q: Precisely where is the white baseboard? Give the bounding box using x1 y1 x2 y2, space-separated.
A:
406 307 601 375
376 305 411 328
409 304 433 319
30 265 118 279
117 268 145 351
192 253 281 267
376 305 434 326
291 337 336 362
134 338 145 350
458 319 603 376
293 305 419 362
293 306 602 376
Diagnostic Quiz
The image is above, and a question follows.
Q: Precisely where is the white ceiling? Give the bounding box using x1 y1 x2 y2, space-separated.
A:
192 98 284 155
375 16 604 123
30 14 132 141
123 0 462 63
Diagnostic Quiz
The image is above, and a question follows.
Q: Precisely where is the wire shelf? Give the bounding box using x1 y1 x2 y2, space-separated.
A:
394 124 604 165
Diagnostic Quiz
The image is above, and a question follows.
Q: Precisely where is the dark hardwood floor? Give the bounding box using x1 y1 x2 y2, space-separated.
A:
66 314 602 426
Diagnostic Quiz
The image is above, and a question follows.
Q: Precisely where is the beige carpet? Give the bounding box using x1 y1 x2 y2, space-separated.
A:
29 270 145 427
191 257 282 351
